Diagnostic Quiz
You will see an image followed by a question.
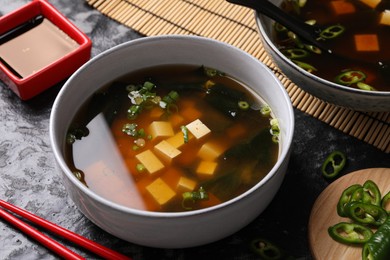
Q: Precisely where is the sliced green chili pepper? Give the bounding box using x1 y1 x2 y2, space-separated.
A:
287 31 304 48
382 190 390 214
328 222 373 244
337 184 362 217
304 44 322 54
335 70 366 86
345 202 388 227
274 22 287 32
351 187 371 204
321 150 346 179
282 48 309 59
363 180 381 206
291 60 317 72
250 238 294 260
362 216 390 260
319 25 345 39
357 82 376 91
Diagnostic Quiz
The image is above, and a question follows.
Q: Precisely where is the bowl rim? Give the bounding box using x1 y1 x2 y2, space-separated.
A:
254 11 390 97
50 34 295 219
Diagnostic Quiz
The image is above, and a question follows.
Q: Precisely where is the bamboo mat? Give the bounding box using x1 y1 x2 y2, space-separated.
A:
86 0 390 153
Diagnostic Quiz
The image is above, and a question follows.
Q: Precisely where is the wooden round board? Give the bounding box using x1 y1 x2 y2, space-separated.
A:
309 168 390 260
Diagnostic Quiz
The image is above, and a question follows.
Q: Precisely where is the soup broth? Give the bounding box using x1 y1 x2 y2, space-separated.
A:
274 0 390 91
65 65 279 212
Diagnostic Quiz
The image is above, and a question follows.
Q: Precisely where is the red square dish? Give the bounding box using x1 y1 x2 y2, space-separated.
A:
0 0 92 100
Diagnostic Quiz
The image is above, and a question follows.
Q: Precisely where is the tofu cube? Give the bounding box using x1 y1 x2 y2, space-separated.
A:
379 10 390 26
197 142 225 160
354 34 379 51
196 161 218 177
146 178 176 206
177 177 197 191
330 1 356 14
154 140 181 163
135 150 165 174
359 0 381 8
148 121 174 139
186 119 211 139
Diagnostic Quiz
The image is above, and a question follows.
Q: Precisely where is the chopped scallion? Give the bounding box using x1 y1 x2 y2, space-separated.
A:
181 125 189 143
136 164 146 172
238 101 250 110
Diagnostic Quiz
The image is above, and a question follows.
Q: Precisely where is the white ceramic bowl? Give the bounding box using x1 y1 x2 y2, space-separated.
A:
50 35 294 248
255 0 390 111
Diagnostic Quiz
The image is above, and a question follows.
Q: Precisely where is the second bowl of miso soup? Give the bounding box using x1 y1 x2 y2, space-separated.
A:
256 0 390 111
50 35 294 248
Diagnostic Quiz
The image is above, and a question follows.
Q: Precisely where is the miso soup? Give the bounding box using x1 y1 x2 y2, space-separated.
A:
274 0 390 91
65 65 279 212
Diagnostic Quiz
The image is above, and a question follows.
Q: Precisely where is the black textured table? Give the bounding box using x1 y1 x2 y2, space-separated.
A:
1 1 389 259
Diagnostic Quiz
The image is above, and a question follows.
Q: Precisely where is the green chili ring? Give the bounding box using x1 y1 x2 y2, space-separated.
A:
345 202 388 227
337 184 362 217
319 24 345 39
282 48 309 59
335 70 366 86
362 180 381 206
291 60 317 72
321 150 347 179
328 222 373 244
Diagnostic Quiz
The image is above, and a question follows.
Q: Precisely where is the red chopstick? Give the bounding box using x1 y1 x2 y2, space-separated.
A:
0 200 131 260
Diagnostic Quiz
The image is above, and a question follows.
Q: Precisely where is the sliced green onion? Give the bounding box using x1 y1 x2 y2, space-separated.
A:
238 101 250 110
136 163 146 172
270 118 280 143
122 123 138 136
260 105 272 117
182 187 209 210
142 81 155 92
203 66 224 77
181 125 189 143
127 104 142 119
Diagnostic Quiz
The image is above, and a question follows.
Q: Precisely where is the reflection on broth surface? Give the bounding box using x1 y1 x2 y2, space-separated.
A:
65 65 279 212
275 0 390 91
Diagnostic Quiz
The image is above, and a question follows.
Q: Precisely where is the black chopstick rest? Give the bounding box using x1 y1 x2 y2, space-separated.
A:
0 15 44 45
